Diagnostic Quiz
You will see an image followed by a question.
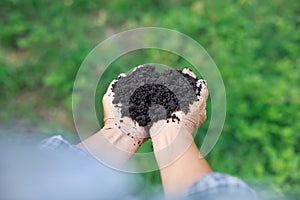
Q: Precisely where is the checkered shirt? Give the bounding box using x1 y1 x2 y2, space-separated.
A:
40 135 259 199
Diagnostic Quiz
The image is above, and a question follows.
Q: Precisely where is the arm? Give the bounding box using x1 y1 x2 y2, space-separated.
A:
77 119 140 167
77 75 148 168
151 123 212 197
149 71 211 198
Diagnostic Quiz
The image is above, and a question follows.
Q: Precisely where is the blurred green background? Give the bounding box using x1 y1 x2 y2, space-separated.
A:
0 0 299 199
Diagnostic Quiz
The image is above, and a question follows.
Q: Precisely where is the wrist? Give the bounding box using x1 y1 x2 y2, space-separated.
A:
151 123 194 152
102 121 140 154
151 126 195 168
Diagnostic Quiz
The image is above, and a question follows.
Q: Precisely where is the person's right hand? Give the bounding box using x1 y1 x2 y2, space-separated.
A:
77 73 149 168
102 74 148 153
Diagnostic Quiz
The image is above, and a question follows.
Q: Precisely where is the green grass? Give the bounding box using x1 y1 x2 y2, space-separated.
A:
0 0 299 198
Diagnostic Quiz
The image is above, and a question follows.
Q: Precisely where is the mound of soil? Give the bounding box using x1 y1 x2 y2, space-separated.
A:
111 65 202 130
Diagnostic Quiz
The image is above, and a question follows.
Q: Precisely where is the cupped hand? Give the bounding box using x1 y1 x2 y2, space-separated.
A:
149 68 209 148
103 74 149 148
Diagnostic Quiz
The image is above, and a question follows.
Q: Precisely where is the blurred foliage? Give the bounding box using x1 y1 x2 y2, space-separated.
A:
0 0 300 199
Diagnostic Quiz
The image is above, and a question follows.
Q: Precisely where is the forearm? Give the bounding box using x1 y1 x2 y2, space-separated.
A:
152 128 212 197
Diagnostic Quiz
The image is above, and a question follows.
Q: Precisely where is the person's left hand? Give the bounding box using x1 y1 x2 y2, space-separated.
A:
149 68 209 151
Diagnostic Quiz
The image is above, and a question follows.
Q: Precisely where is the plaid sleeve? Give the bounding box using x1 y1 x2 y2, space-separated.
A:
184 172 259 200
38 135 88 156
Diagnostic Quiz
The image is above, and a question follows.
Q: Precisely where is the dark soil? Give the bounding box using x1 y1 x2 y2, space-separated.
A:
128 84 180 127
111 65 202 131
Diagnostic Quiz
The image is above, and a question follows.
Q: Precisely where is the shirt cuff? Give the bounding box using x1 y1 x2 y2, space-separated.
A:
38 135 87 156
184 172 259 199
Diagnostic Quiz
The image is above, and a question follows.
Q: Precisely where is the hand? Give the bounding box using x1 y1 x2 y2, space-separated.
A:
150 68 209 150
148 69 210 197
76 74 148 167
102 74 148 152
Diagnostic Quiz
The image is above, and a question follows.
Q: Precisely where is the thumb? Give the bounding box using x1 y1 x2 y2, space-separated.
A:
103 73 126 123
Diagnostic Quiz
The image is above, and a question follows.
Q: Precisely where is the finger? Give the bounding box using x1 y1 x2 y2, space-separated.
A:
182 68 197 79
201 86 209 102
196 79 209 102
103 73 126 122
132 65 144 72
105 73 126 95
197 107 207 128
